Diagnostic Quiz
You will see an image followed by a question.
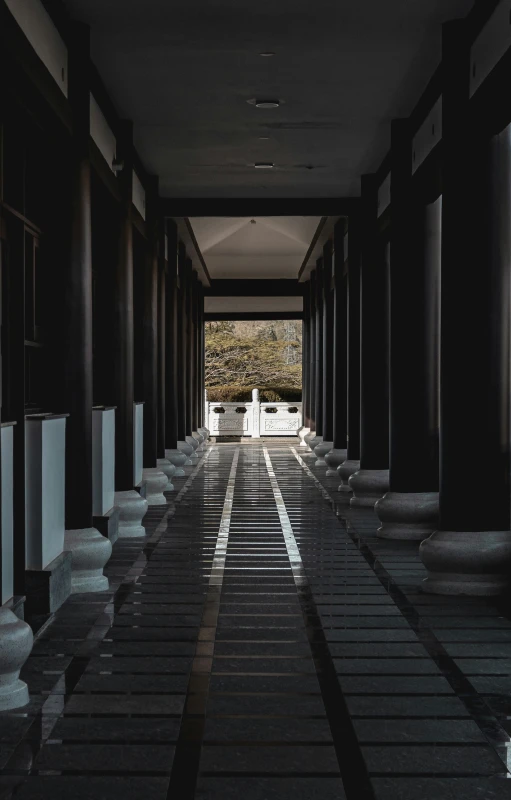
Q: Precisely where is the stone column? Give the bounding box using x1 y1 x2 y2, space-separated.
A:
304 271 317 448
315 242 334 465
112 121 148 535
349 176 390 506
156 219 175 489
375 120 440 540
308 261 324 451
176 245 193 463
326 220 348 476
164 223 187 475
185 259 199 462
339 211 362 493
140 182 168 505
63 23 112 582
420 22 511 594
298 283 311 445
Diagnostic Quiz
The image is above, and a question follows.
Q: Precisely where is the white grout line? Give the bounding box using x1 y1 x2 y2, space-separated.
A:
210 447 239 587
262 446 307 587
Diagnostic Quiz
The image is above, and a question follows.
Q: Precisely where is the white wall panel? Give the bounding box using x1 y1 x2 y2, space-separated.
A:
90 94 117 173
132 171 146 220
412 97 442 174
470 1 511 97
5 0 68 96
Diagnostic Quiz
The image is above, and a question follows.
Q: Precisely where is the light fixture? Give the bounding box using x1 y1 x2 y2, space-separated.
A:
250 219 257 224
254 162 274 169
255 99 280 108
259 51 275 57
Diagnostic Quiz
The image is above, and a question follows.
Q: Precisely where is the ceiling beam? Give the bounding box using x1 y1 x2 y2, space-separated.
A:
205 279 304 297
205 311 303 321
161 198 359 218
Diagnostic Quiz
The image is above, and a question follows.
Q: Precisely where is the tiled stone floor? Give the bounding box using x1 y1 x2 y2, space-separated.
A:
2 440 511 798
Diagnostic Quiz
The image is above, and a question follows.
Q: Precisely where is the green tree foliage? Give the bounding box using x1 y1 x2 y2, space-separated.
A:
205 320 302 389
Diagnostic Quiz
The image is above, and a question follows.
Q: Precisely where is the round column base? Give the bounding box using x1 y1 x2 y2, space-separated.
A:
0 607 33 711
198 427 209 442
325 448 347 476
186 436 199 464
166 448 187 476
314 440 333 467
157 458 176 491
298 427 310 447
349 469 389 507
308 434 322 452
177 440 194 466
143 468 168 505
114 490 148 538
420 530 511 596
192 431 204 451
303 430 316 449
375 491 439 541
64 528 112 593
337 459 360 494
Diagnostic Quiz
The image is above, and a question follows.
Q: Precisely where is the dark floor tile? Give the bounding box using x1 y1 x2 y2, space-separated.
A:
12 776 170 799
204 717 332 743
63 694 185 715
199 744 339 773
33 743 175 772
353 719 486 743
195 775 346 800
371 777 511 799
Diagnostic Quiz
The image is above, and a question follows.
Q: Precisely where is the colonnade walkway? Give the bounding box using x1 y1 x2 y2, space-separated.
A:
1 441 511 799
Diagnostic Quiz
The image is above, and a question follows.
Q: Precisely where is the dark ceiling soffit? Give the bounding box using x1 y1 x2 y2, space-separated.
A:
297 217 328 281
185 218 212 285
163 199 358 217
205 279 304 297
205 312 303 321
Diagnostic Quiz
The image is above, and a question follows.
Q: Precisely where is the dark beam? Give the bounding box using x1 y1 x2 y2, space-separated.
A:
184 218 212 284
298 217 327 280
162 198 358 218
205 279 304 297
204 312 303 322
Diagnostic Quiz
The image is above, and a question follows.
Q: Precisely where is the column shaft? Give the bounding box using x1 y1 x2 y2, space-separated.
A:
157 224 166 460
64 23 93 528
333 222 348 451
322 242 334 443
113 123 135 491
309 270 317 432
165 222 179 449
177 244 187 441
420 21 511 594
142 185 159 469
314 260 324 437
349 176 389 506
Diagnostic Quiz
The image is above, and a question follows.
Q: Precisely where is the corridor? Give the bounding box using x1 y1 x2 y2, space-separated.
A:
1 441 510 800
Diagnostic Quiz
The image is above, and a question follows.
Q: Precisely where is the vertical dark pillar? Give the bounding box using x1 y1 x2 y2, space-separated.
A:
313 260 324 441
326 219 348 475
420 22 511 594
157 217 166 461
191 273 199 434
177 243 187 443
339 212 361 492
301 283 311 433
185 259 194 437
349 175 390 507
165 221 180 451
319 241 334 456
113 121 135 491
64 23 94 530
375 119 440 540
307 270 317 438
142 180 159 469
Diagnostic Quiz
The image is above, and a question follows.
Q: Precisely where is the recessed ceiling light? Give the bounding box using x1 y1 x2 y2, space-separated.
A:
259 136 270 140
259 51 275 57
255 99 280 108
254 162 274 169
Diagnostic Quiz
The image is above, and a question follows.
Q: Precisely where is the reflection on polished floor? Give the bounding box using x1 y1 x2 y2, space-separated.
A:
2 441 511 799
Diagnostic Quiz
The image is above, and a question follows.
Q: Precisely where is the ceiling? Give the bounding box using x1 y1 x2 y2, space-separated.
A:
191 216 321 279
63 0 475 200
